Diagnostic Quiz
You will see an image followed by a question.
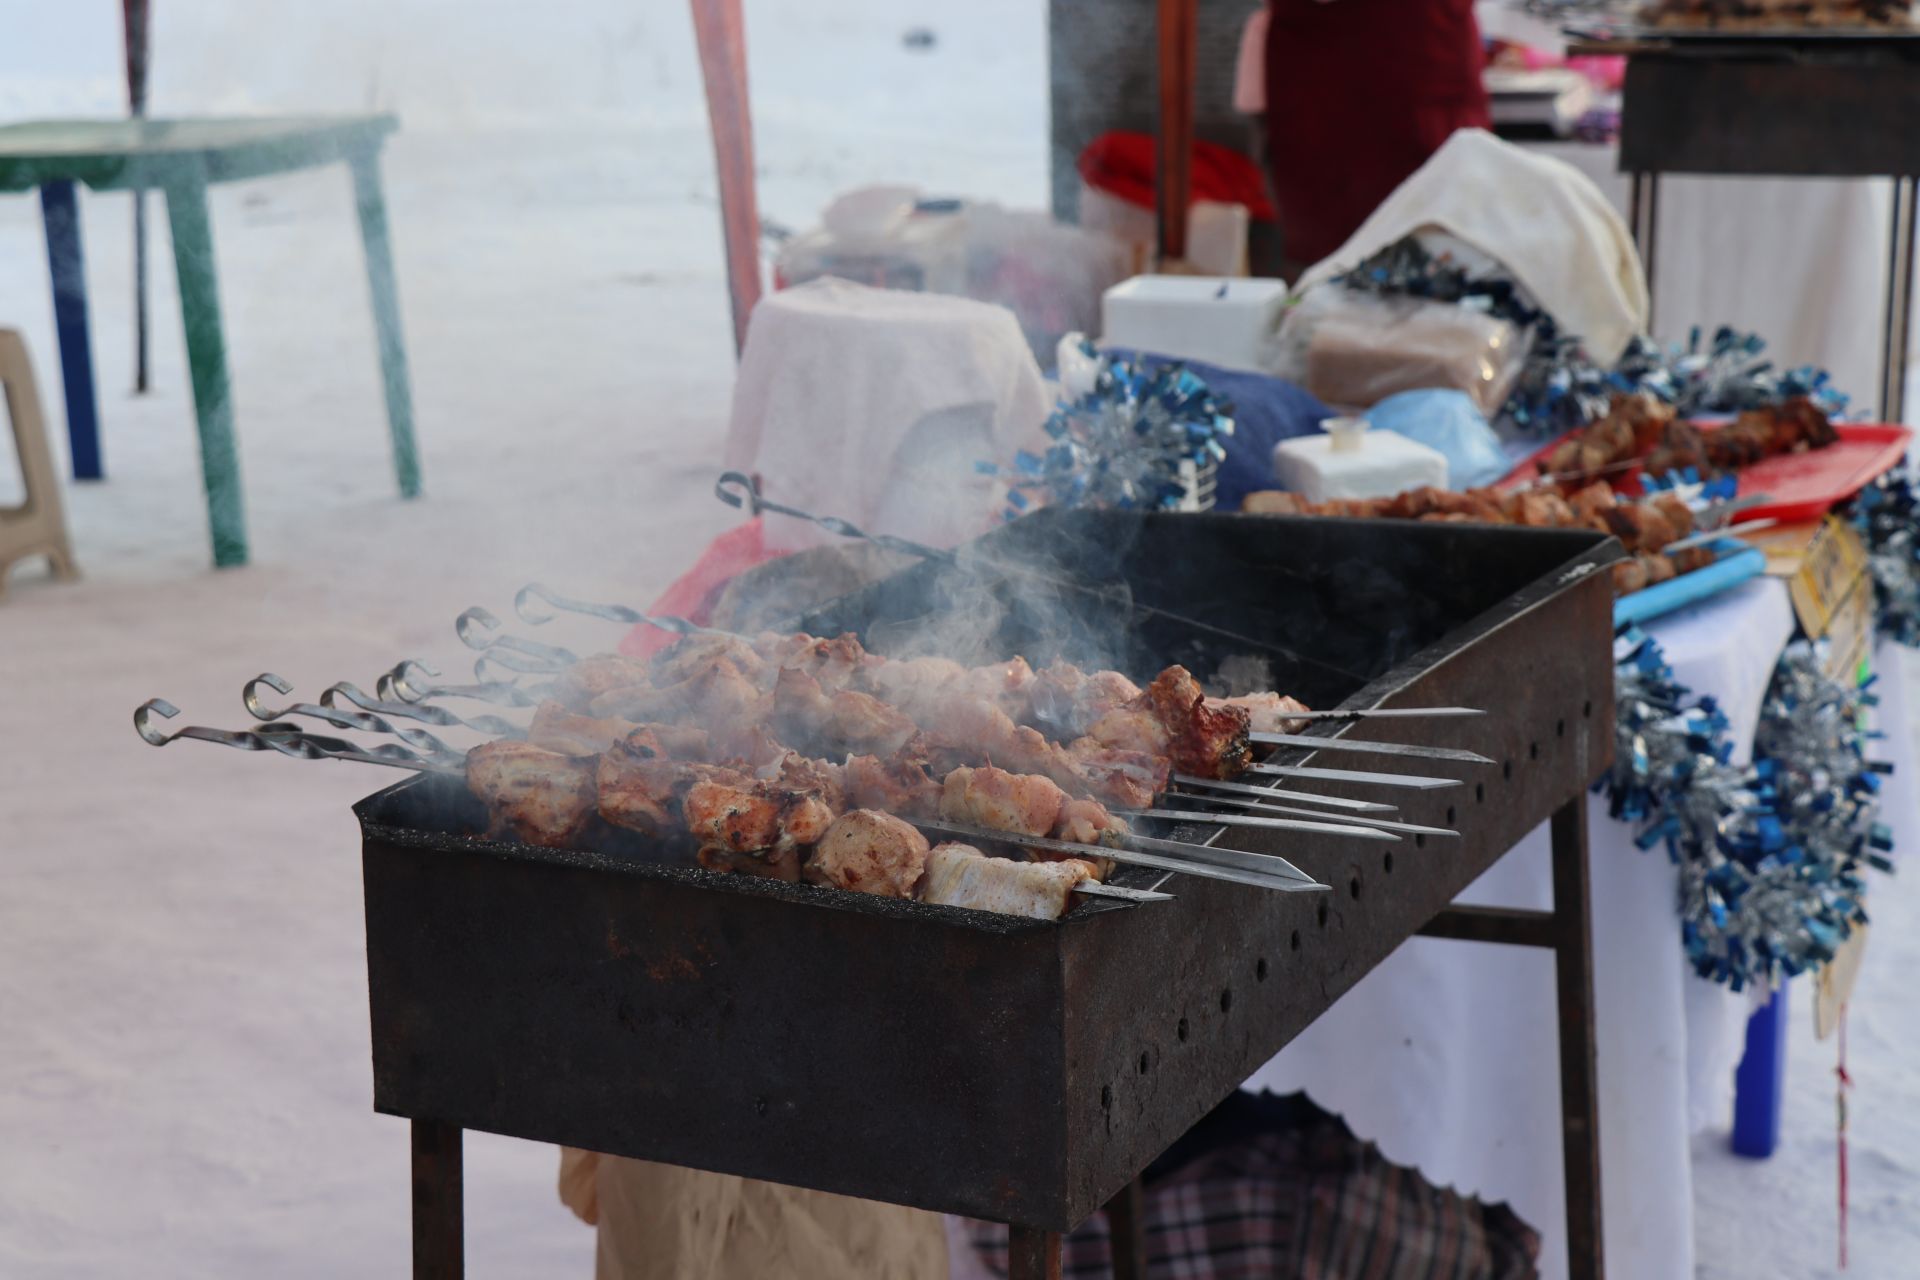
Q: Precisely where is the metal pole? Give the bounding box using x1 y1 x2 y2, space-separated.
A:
123 0 151 393
1550 795 1605 1280
1007 1225 1062 1280
1105 1177 1148 1280
411 1120 465 1280
1880 176 1915 424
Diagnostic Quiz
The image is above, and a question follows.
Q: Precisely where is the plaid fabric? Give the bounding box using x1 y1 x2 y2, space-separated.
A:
966 1092 1539 1280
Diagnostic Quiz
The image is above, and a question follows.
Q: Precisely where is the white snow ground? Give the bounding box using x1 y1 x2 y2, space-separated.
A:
0 2 1913 1277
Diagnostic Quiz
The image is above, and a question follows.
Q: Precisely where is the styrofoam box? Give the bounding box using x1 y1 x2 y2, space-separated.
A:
1100 274 1289 373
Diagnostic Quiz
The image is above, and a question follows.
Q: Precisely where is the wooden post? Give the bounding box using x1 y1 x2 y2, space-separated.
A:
690 0 764 357
1105 1177 1148 1280
1155 0 1197 264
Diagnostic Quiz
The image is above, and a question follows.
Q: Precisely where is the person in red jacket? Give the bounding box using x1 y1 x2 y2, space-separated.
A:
1261 0 1490 273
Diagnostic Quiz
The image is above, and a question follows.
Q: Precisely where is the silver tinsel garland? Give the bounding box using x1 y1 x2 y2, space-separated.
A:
1608 633 1891 989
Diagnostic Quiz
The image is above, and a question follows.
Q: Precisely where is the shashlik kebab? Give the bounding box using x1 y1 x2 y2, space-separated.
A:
1243 477 1721 597
1537 391 1835 484
466 718 1352 910
537 626 1488 803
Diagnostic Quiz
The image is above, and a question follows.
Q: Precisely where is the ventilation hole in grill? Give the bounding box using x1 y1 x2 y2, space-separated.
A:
1475 782 1486 804
1349 876 1361 900
1101 1085 1113 1110
1446 805 1457 825
1219 988 1234 1014
754 1096 768 1117
1256 957 1270 981
1138 1051 1151 1074
1383 851 1394 873
1290 930 1302 951
1176 1017 1190 1043
1557 718 1566 738
1414 834 1425 850
1583 699 1593 718
1316 901 1329 928
1502 760 1513 781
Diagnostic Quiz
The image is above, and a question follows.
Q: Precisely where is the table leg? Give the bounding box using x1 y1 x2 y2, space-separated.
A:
162 170 248 568
1879 176 1916 425
348 145 422 498
38 180 103 481
1629 172 1660 337
1731 982 1790 1159
1550 795 1605 1280
1105 1177 1147 1280
1006 1225 1061 1280
411 1120 464 1280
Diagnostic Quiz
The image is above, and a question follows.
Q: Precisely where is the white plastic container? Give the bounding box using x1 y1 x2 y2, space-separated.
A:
1271 417 1448 502
775 185 970 295
1100 274 1289 373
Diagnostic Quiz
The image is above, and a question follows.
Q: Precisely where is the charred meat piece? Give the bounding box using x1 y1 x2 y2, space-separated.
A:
465 740 599 847
1025 663 1142 738
845 752 942 818
920 842 1094 920
1089 665 1251 780
549 653 653 713
938 764 1066 838
650 633 770 688
589 657 763 723
804 810 930 899
528 701 640 755
771 667 921 757
1209 692 1312 735
596 741 749 838
683 777 836 855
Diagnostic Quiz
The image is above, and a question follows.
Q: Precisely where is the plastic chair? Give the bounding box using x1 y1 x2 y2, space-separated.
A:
0 328 79 597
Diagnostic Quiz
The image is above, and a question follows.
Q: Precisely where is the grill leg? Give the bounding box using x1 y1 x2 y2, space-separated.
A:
1105 1177 1147 1280
1550 796 1604 1280
411 1120 464 1280
1007 1224 1062 1280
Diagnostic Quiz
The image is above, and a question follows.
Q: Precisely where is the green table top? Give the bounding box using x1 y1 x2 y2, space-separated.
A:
0 114 398 193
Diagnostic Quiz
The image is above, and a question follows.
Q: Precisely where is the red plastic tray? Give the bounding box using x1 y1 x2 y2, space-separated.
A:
1500 422 1913 522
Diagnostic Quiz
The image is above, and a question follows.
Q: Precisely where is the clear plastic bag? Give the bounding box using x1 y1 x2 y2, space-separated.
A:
1267 286 1528 417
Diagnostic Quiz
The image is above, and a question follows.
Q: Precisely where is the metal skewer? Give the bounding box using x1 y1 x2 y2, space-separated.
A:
1280 707 1484 721
320 681 529 740
515 582 720 637
455 606 579 674
1242 763 1461 790
242 674 469 764
913 818 1327 893
1070 881 1174 903
1173 773 1397 812
135 700 463 774
1663 518 1777 554
1131 811 1397 841
1147 795 1457 838
378 659 548 708
1249 732 1496 764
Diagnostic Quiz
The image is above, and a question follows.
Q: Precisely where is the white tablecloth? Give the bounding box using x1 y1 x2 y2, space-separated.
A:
1244 579 1920 1280
1538 143 1904 420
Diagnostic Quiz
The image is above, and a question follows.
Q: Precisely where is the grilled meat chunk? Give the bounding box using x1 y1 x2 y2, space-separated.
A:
938 764 1066 838
528 701 640 755
804 810 930 899
465 740 598 847
549 653 653 713
920 843 1095 920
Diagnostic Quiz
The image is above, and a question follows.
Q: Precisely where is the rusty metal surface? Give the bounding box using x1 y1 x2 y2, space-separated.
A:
359 511 1619 1230
1621 53 1920 178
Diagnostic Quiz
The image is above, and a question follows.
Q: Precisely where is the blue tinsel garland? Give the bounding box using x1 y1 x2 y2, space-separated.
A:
1846 465 1920 646
980 342 1235 518
1606 632 1891 989
1333 237 1850 436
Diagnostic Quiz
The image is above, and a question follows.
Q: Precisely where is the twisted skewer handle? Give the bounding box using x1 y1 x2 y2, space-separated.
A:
378 659 548 708
134 699 462 774
513 582 720 636
454 606 579 672
322 680 527 740
242 674 468 764
714 471 955 564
